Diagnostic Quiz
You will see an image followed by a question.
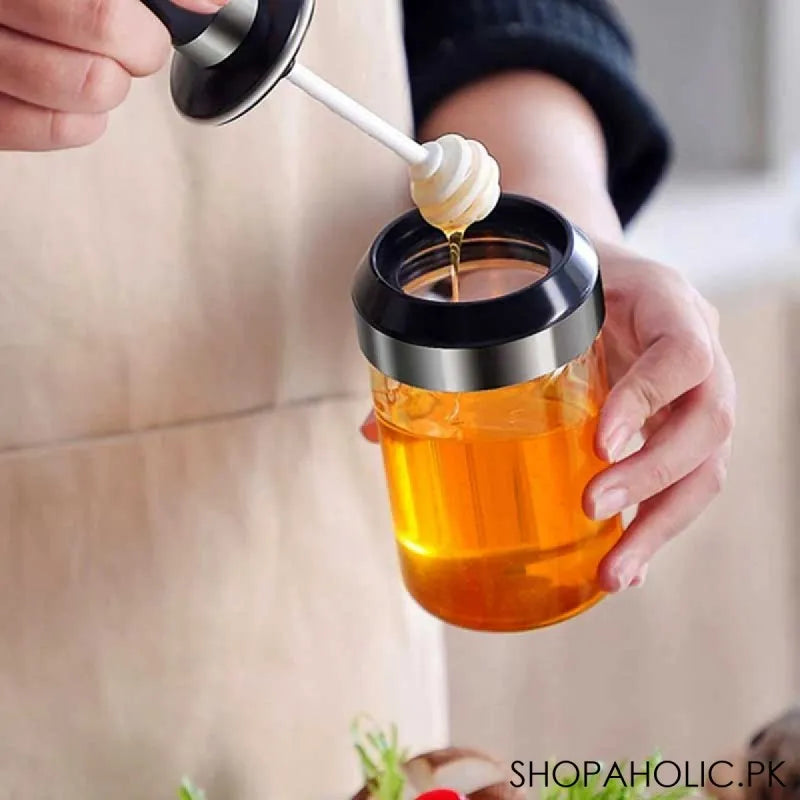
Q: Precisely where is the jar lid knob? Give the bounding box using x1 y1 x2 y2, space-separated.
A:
141 0 314 124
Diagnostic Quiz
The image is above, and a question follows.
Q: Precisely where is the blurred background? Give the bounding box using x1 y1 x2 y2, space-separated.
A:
446 0 800 765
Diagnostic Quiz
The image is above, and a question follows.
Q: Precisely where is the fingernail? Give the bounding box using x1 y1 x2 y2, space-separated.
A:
604 423 632 462
610 557 639 592
591 487 627 520
630 571 646 588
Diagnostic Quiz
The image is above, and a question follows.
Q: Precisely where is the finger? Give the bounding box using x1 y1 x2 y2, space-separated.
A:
0 0 171 77
597 305 715 462
360 410 379 443
0 92 107 150
597 443 731 592
0 26 130 113
586 352 735 519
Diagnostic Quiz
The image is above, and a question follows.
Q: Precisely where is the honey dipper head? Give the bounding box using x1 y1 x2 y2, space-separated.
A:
410 134 501 233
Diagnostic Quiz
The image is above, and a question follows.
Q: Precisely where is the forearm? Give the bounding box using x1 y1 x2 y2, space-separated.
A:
419 71 625 246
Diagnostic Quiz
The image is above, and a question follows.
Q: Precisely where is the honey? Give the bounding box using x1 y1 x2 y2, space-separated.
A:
371 340 623 632
446 229 465 301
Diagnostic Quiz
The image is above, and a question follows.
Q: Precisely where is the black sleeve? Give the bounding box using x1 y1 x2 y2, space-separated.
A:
402 0 672 226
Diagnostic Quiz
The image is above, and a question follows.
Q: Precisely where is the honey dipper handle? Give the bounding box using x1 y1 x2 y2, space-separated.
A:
286 62 430 167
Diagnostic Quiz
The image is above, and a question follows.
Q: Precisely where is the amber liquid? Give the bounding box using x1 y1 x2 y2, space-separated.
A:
446 229 464 301
372 345 623 632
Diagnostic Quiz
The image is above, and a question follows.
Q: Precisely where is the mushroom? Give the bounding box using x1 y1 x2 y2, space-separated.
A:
351 747 527 800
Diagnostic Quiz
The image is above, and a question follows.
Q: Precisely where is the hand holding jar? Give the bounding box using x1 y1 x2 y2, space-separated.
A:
583 241 735 592
358 225 734 627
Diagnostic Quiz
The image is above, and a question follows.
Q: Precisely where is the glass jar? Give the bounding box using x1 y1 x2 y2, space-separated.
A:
352 195 623 632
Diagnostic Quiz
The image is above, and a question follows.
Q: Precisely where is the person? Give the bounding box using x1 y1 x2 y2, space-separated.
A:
0 0 735 797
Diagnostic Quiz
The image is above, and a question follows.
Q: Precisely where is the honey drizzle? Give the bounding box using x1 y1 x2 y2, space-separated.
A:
446 229 465 302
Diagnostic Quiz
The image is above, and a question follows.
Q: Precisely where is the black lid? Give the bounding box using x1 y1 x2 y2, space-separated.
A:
351 194 605 392
170 0 314 124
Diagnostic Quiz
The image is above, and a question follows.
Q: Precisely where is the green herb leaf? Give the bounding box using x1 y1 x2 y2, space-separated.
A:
351 716 408 800
179 778 207 800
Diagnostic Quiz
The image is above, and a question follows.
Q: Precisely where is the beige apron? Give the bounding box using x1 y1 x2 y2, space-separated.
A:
0 2 448 797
